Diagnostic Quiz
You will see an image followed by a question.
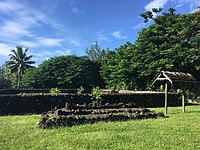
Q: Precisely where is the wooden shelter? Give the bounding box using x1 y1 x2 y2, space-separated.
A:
153 71 198 115
153 71 198 85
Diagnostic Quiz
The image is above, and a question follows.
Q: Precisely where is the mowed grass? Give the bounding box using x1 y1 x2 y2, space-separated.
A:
0 105 200 150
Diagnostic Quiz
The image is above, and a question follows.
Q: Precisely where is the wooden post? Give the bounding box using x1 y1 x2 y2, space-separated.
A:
182 94 185 113
165 83 168 115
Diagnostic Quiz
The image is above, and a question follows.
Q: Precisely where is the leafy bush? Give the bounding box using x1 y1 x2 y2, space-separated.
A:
21 55 105 89
77 86 85 95
90 86 101 104
0 75 11 89
49 88 61 95
110 85 120 93
159 85 165 92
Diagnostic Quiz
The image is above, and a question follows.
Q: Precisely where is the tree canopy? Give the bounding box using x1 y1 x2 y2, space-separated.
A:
21 55 105 88
0 64 11 89
101 8 200 90
85 41 108 63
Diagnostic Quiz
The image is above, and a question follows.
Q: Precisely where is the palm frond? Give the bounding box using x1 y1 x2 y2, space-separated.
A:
24 64 35 68
25 60 35 63
24 55 33 61
10 49 18 57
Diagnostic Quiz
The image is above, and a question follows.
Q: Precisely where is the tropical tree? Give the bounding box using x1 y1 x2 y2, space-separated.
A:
101 42 140 90
21 55 105 88
85 41 108 63
0 75 11 89
20 68 41 88
101 8 200 90
6 46 35 88
137 8 200 81
0 64 11 89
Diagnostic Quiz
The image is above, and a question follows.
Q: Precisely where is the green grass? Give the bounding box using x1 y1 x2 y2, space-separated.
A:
0 105 200 150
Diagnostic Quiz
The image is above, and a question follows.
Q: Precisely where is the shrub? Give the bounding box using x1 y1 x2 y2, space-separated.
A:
49 88 61 95
90 86 101 104
77 86 85 95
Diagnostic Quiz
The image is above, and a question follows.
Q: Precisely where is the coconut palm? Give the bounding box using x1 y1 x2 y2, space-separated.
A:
6 46 35 88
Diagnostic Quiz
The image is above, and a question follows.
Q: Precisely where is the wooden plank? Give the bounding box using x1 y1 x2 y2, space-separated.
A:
182 95 185 113
165 83 168 115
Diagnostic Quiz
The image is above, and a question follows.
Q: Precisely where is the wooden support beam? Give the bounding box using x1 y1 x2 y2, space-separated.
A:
165 83 168 115
182 95 185 113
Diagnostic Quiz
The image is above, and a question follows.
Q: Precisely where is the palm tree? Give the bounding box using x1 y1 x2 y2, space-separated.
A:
6 46 35 88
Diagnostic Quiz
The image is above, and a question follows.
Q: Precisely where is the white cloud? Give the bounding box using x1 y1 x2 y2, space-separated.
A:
145 0 169 11
0 43 13 56
0 1 47 39
65 37 84 47
111 31 127 39
38 38 63 47
69 40 82 46
175 3 183 8
72 6 85 15
32 49 72 65
69 0 85 15
1 21 34 38
18 40 38 48
132 22 146 30
0 0 21 14
172 0 200 12
96 31 111 42
145 0 200 12
0 0 85 51
0 0 67 40
34 49 71 57
55 50 72 56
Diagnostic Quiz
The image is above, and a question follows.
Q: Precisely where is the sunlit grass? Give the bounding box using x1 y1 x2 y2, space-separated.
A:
0 105 200 150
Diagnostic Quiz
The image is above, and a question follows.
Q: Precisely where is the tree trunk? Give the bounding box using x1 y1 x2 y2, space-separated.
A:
17 70 21 88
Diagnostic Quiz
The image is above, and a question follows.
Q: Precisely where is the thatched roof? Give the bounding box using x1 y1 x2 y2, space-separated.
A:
153 71 198 84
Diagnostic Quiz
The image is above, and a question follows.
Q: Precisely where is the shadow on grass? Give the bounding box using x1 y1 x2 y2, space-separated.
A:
185 103 200 106
184 110 200 114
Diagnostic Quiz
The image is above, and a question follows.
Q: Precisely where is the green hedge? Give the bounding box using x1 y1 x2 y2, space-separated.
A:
0 93 180 115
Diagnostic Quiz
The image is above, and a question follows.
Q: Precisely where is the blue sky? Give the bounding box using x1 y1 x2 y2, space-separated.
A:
0 0 200 66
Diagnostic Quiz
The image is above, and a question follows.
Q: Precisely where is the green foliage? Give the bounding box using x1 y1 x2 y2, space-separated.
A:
21 55 105 89
21 68 41 88
136 9 200 84
77 86 85 95
101 8 200 90
140 7 162 23
110 85 120 93
159 85 165 92
176 89 184 95
0 64 11 89
101 42 139 90
146 82 154 91
49 87 61 95
85 41 107 63
0 75 11 89
90 86 101 104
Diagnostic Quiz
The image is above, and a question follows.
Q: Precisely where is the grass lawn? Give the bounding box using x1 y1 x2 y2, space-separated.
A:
0 105 200 150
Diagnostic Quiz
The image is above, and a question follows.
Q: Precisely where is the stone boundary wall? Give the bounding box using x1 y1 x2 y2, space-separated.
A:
0 92 180 115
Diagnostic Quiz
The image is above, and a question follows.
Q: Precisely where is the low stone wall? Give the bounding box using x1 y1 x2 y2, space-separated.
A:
0 92 180 115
